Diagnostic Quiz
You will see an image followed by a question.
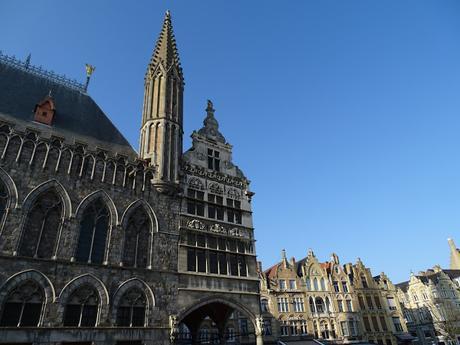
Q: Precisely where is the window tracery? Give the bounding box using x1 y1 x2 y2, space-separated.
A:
18 190 62 258
0 280 43 327
63 285 99 327
123 207 151 268
116 288 146 327
75 198 109 264
0 179 9 225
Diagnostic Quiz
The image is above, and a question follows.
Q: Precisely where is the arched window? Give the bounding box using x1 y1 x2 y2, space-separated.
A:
63 285 99 327
320 321 329 339
0 280 43 327
18 190 62 258
0 179 9 224
309 296 316 313
116 288 146 327
313 320 319 338
261 298 269 312
313 278 319 291
361 275 368 288
315 297 324 313
75 198 109 264
123 207 151 268
305 277 311 291
325 297 332 312
320 277 326 291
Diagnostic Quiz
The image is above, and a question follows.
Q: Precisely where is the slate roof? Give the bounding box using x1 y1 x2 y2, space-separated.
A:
0 61 136 156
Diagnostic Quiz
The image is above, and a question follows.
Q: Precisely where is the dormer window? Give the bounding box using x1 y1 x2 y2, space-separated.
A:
207 149 220 171
34 95 55 125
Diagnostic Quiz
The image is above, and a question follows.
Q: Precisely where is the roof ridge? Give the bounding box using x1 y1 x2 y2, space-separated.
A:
0 51 85 92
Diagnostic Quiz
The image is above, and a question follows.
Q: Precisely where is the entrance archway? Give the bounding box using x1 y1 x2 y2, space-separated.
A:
174 297 263 345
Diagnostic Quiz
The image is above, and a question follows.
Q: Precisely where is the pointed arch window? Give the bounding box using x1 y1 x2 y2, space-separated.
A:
315 297 324 313
313 277 319 291
309 297 316 313
320 277 326 291
0 179 9 225
116 288 146 327
63 285 99 327
0 280 44 327
75 198 110 264
123 207 151 268
19 190 62 258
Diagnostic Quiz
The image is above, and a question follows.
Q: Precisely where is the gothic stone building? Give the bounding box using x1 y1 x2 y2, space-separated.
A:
0 12 263 345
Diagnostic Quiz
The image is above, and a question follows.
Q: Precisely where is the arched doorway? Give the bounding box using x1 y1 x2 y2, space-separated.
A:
174 299 263 345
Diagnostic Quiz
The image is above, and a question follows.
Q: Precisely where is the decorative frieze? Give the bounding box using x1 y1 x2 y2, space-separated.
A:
184 163 246 188
182 217 252 240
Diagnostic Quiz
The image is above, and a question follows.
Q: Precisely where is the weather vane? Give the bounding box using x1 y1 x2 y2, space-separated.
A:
84 63 96 92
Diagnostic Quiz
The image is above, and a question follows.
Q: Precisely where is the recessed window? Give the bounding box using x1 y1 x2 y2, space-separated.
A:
207 149 220 171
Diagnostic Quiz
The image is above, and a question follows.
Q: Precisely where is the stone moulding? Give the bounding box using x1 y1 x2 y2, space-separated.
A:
183 163 246 188
0 124 156 192
183 217 251 240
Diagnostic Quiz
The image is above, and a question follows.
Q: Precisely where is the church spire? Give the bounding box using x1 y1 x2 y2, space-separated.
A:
147 10 183 79
139 11 184 193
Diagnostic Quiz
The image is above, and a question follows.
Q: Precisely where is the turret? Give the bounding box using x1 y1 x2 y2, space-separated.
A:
139 11 184 193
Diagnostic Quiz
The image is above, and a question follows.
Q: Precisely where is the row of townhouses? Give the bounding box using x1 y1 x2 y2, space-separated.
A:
250 239 460 345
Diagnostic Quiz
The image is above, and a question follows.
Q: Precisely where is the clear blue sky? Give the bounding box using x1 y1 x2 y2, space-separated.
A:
1 1 460 283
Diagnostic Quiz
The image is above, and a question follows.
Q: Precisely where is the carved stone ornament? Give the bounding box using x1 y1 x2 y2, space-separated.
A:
184 164 245 188
169 315 179 344
188 177 204 190
210 223 226 234
208 182 223 195
229 228 240 237
227 188 241 200
196 152 205 161
255 316 264 336
187 219 206 230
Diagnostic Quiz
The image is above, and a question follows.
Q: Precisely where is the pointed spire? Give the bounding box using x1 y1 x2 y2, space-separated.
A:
448 238 460 269
148 10 182 77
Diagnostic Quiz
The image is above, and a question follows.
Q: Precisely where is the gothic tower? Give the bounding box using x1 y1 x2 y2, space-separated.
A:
448 238 460 269
140 11 184 192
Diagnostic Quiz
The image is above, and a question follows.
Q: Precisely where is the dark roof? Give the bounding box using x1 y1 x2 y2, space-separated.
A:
396 268 460 291
0 61 136 156
441 269 460 280
396 281 409 291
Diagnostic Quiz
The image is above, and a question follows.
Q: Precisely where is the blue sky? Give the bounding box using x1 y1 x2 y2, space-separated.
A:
1 1 460 283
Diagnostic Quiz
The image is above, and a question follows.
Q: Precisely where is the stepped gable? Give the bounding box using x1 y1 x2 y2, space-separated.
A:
0 59 135 156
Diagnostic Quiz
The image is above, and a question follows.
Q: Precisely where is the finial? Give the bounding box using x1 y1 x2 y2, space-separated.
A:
25 53 31 69
206 99 215 116
84 63 96 92
281 249 286 260
48 90 52 98
165 10 171 17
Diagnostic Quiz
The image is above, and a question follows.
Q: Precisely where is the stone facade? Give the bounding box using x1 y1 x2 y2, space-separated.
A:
0 11 263 345
397 264 460 345
259 250 408 345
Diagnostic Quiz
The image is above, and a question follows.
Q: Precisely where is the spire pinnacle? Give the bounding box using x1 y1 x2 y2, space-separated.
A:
148 11 182 77
197 100 226 143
